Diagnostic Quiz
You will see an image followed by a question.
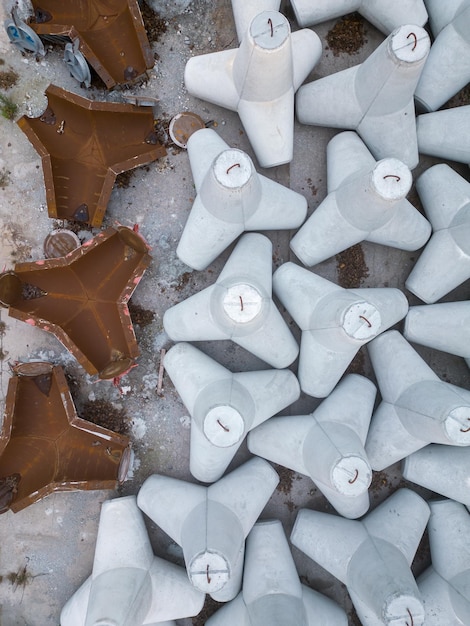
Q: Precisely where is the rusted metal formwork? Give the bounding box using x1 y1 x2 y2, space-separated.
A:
0 362 131 514
0 226 151 380
17 84 166 227
29 0 154 88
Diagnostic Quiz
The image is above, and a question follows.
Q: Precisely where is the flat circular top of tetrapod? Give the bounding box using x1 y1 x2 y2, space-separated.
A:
250 11 290 50
445 406 470 444
372 160 412 201
189 551 230 593
43 229 81 258
169 112 206 148
390 25 430 63
223 284 263 323
332 455 372 496
213 149 253 189
342 302 381 340
204 405 245 447
383 595 424 626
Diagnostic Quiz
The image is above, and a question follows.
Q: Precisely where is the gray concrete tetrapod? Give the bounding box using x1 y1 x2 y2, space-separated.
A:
272 262 408 397
296 24 430 169
206 519 348 625
417 499 470 625
417 106 470 165
184 11 322 167
164 233 299 369
177 128 307 270
291 488 430 626
402 444 470 507
404 301 470 369
163 342 300 483
231 0 281 42
60 496 204 626
137 457 279 602
405 164 470 304
290 0 427 34
290 131 431 267
248 374 376 518
415 0 470 111
366 331 470 471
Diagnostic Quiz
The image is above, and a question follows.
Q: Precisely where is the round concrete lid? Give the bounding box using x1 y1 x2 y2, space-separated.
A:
169 112 205 148
43 229 81 259
390 25 429 63
332 455 372 496
251 11 289 50
445 406 470 444
213 149 253 189
15 361 53 377
222 284 263 324
383 595 424 625
189 551 230 593
204 405 245 447
372 159 412 201
342 302 381 340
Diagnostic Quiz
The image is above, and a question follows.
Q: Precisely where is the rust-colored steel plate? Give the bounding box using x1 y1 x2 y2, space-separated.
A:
0 362 131 514
17 84 166 227
30 0 154 88
0 226 151 379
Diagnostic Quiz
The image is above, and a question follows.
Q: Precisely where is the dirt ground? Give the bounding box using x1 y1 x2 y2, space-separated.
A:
0 1 469 625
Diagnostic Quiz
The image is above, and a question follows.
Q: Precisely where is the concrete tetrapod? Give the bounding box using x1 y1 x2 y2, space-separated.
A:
60 496 204 626
177 128 307 270
405 164 470 304
248 374 376 518
290 0 427 35
417 106 470 165
272 262 408 397
417 499 470 625
296 25 430 169
230 0 281 42
402 445 470 507
404 301 470 369
415 0 470 111
164 233 299 369
291 488 430 626
366 331 470 471
163 342 300 483
290 132 431 267
184 11 322 167
137 457 279 602
206 519 348 625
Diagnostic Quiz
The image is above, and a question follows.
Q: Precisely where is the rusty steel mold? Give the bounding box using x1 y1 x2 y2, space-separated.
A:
0 226 151 379
17 84 166 227
29 0 154 88
0 361 131 514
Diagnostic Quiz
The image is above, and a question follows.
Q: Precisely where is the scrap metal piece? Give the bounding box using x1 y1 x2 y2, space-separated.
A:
0 225 151 379
4 8 45 57
0 362 131 514
17 85 166 227
29 0 154 88
64 39 91 88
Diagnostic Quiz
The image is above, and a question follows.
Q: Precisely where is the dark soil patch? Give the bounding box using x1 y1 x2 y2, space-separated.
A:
326 12 367 56
115 170 135 188
273 463 295 495
174 271 196 292
336 243 369 288
370 469 391 495
128 301 155 327
345 348 366 376
0 68 19 90
192 596 225 625
21 283 46 300
443 83 470 109
81 399 130 435
141 5 167 44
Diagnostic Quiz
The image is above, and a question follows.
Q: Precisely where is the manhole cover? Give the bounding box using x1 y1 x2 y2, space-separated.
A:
169 112 205 148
